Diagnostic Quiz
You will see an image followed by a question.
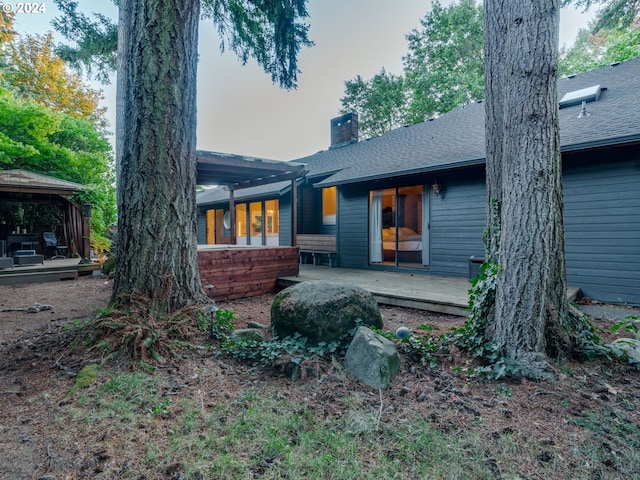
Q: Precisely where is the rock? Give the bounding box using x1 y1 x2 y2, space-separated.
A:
344 326 400 389
27 303 53 313
228 329 265 343
247 321 269 330
271 281 383 345
607 338 640 363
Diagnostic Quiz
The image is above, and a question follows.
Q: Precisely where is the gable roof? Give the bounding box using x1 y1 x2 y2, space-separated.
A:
313 101 487 187
197 56 640 205
317 56 640 187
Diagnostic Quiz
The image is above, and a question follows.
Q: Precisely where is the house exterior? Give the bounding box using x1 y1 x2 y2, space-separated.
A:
197 57 640 305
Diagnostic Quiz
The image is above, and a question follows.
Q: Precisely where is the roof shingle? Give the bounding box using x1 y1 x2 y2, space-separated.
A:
198 57 640 205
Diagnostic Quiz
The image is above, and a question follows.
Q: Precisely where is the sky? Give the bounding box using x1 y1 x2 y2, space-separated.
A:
13 0 595 161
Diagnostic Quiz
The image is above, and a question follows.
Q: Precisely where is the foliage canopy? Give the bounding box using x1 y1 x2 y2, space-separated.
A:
52 0 314 90
340 69 408 139
342 0 639 139
341 0 483 139
6 32 107 126
0 14 115 241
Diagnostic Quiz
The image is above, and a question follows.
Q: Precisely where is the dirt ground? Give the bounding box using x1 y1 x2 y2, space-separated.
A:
0 276 114 344
1 276 639 479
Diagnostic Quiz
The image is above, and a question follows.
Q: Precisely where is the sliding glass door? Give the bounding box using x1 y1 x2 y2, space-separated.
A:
369 185 429 267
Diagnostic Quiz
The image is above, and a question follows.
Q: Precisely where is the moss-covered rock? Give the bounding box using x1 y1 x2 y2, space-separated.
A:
271 281 383 345
345 326 400 389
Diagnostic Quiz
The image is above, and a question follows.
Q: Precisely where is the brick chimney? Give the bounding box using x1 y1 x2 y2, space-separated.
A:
330 113 358 148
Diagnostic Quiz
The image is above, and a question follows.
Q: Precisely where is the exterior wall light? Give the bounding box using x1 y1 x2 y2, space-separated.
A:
432 181 442 197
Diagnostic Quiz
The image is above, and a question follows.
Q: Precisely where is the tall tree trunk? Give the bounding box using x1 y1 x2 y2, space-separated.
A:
113 0 207 312
483 0 508 258
484 1 571 375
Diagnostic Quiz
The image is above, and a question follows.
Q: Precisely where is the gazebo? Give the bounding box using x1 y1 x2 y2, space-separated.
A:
0 169 91 259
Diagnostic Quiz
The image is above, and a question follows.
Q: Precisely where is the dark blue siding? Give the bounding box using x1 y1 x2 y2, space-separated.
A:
280 193 292 246
298 184 337 235
563 155 640 304
300 185 320 233
337 186 369 268
196 210 207 244
429 176 486 277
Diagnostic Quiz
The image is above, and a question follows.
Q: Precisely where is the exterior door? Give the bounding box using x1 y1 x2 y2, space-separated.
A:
370 185 429 267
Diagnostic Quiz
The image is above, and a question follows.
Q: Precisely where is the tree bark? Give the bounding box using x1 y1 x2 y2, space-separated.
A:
483 0 508 258
113 0 208 312
484 1 571 374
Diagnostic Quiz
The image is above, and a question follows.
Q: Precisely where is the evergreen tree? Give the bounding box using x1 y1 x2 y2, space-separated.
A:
480 0 595 378
51 0 313 311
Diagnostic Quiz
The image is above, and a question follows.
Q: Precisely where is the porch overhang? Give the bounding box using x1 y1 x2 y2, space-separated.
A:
0 169 86 199
196 150 306 190
196 150 306 246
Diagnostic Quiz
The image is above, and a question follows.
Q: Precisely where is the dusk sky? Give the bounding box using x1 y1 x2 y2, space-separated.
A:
14 1 595 161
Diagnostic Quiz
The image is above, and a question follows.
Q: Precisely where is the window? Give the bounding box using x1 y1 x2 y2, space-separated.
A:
234 200 280 246
250 202 262 245
205 209 229 244
322 186 337 225
235 204 247 245
369 185 428 267
205 209 215 244
265 199 279 246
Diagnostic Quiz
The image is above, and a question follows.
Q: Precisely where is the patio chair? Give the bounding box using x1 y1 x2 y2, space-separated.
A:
42 232 69 259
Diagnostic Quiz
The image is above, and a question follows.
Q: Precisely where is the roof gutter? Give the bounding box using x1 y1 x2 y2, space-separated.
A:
314 134 640 189
560 135 640 153
313 158 486 188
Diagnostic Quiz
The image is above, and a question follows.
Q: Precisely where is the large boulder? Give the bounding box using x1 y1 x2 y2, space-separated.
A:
344 326 400 389
271 281 383 345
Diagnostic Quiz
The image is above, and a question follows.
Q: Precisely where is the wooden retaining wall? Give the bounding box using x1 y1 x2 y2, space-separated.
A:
198 246 299 301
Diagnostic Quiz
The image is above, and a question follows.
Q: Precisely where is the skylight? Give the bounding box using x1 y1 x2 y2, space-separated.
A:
559 84 602 109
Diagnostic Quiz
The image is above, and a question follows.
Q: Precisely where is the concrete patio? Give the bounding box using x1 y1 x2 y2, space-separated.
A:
280 265 581 317
280 265 472 316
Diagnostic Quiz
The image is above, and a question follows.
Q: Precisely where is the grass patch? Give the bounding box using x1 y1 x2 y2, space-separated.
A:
56 367 640 479
67 363 99 396
59 374 502 478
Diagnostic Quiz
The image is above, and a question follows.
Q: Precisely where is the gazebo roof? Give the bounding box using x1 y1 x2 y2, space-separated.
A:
0 169 87 198
196 150 306 190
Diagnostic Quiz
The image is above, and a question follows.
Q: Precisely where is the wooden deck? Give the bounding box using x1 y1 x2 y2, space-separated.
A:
0 253 581 315
279 265 581 317
198 245 299 301
0 258 101 285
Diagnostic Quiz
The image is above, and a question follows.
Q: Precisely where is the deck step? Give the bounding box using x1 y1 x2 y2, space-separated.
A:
0 269 78 285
